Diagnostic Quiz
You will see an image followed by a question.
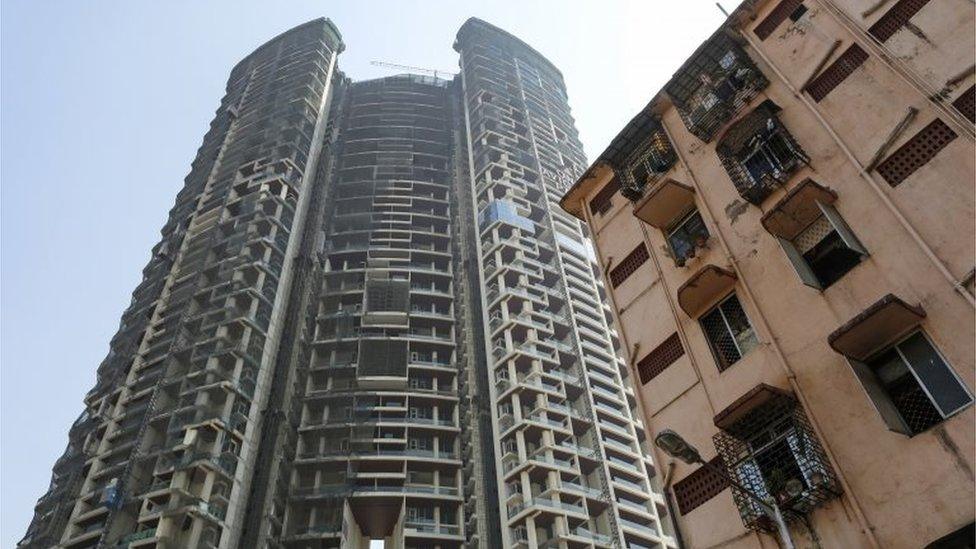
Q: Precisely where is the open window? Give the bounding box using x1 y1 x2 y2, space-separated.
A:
763 180 867 289
713 385 842 532
717 102 808 204
664 31 770 142
618 123 678 200
700 293 758 372
666 209 711 266
855 331 972 436
828 294 973 435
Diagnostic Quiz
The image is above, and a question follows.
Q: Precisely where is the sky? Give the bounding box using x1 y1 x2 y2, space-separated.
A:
0 1 732 544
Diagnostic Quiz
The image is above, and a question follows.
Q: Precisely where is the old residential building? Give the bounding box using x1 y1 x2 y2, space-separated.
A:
20 16 676 549
561 0 975 548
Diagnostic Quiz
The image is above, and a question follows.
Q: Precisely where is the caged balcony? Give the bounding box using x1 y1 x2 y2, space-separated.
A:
712 385 841 533
617 120 678 201
716 102 809 205
665 31 769 143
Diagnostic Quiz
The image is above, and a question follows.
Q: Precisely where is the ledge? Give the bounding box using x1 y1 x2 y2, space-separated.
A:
760 179 838 240
827 294 926 361
676 265 737 318
633 179 696 229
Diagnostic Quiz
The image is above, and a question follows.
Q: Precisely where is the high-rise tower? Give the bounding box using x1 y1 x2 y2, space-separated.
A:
455 19 676 549
20 17 675 549
18 18 345 549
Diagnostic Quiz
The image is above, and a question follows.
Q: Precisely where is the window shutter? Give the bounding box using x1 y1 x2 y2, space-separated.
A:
849 359 912 435
777 236 822 289
818 201 868 256
899 333 973 417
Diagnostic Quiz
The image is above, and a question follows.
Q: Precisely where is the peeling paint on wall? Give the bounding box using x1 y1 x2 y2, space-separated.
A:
724 199 749 224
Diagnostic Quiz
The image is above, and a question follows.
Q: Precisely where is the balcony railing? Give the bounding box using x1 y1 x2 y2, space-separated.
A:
664 31 769 142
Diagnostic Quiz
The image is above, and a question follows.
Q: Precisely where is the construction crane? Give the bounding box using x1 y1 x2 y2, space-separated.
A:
370 60 457 80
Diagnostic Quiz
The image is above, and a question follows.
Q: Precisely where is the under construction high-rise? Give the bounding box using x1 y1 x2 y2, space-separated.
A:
20 17 677 549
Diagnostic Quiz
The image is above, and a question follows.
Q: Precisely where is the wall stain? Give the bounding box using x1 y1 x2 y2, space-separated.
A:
725 199 749 224
934 426 974 482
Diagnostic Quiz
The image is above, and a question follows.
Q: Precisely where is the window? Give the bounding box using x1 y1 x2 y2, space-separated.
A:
665 33 769 142
778 202 866 289
718 104 808 204
713 392 840 531
608 244 649 288
620 128 678 200
637 333 685 384
406 506 435 523
409 377 432 390
408 437 432 451
740 130 802 186
876 119 957 187
855 332 972 435
806 44 869 103
667 210 710 265
700 294 758 371
408 407 430 419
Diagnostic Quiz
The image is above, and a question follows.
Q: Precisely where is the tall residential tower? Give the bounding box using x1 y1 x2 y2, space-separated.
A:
20 17 676 549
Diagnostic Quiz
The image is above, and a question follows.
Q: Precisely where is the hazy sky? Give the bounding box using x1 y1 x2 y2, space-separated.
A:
0 1 731 544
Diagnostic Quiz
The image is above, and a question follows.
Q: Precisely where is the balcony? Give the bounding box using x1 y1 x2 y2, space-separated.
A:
617 122 678 201
712 384 842 532
664 31 769 142
716 101 808 205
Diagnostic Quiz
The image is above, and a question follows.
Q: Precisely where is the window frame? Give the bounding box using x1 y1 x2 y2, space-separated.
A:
852 330 973 436
666 208 710 264
739 129 802 187
700 293 759 372
777 200 867 290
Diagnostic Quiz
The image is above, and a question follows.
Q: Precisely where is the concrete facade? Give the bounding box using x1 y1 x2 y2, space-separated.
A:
561 1 975 548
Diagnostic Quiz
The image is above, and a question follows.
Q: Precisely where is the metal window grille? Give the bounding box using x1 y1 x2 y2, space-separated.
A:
867 332 972 434
876 119 957 187
952 85 975 123
665 32 770 142
608 244 649 288
713 396 841 532
619 128 678 200
667 210 710 263
717 106 809 204
806 44 869 102
672 456 729 515
590 177 622 216
868 0 932 42
754 0 804 40
700 294 757 372
884 372 944 433
637 333 685 384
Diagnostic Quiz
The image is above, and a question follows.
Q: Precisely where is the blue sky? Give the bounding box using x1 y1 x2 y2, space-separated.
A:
0 1 729 544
